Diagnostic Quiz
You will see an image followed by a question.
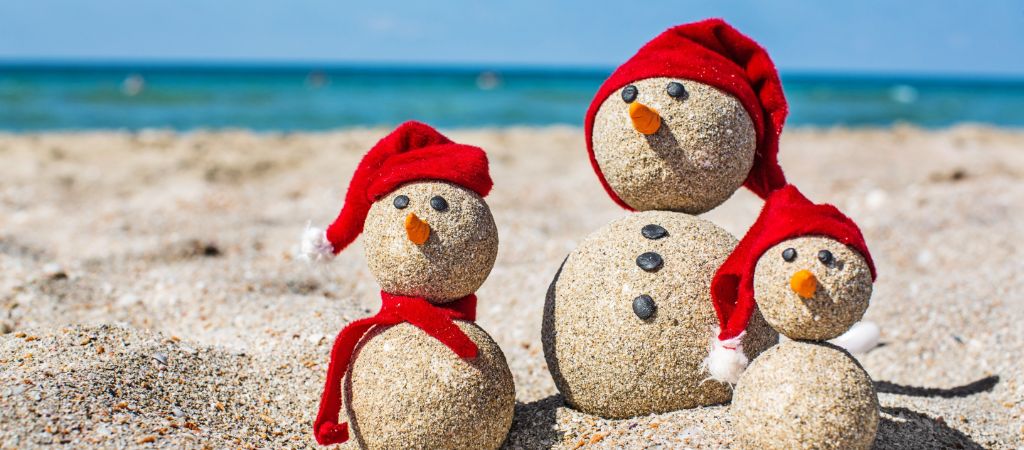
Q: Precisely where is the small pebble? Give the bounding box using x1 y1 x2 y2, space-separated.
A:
42 263 67 280
636 252 663 272
632 295 657 320
201 244 221 257
152 353 168 365
429 195 448 211
782 247 797 262
393 195 409 209
621 85 638 103
666 82 686 98
641 224 668 240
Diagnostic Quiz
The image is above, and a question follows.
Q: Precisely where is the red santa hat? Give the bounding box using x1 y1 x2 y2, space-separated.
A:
585 18 789 208
704 184 876 383
302 121 492 261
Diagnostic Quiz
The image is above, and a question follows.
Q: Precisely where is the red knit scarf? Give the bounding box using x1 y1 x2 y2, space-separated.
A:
313 292 479 445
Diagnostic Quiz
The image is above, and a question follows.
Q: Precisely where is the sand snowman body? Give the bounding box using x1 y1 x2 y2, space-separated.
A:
542 211 778 418
347 321 515 450
732 340 878 450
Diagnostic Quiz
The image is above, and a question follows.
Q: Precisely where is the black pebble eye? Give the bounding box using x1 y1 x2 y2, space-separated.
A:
666 82 686 98
429 196 448 212
393 195 409 209
818 250 834 265
782 248 797 262
621 85 638 103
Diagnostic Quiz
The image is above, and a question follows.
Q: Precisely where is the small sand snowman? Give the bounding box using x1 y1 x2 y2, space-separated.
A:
302 122 514 449
706 185 879 449
543 19 790 418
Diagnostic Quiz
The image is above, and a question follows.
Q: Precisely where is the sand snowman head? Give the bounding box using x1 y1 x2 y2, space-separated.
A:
585 19 789 213
363 181 497 302
754 236 873 340
706 185 876 383
301 121 497 302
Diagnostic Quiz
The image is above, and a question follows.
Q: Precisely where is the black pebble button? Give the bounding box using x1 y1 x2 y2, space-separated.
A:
633 295 656 320
641 224 668 240
636 252 663 272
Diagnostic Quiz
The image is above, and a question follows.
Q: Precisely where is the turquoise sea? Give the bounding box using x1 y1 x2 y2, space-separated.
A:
2 62 1024 131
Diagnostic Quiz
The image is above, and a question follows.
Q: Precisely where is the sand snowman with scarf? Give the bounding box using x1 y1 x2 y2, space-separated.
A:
302 121 514 449
543 19 877 418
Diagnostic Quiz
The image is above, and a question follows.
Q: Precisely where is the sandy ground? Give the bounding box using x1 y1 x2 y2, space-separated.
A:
0 125 1021 449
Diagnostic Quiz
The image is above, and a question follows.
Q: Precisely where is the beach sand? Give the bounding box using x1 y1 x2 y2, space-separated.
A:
0 125 1021 448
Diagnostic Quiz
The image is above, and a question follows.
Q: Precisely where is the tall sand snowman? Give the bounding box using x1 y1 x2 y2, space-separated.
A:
542 19 790 418
303 122 514 449
708 185 879 449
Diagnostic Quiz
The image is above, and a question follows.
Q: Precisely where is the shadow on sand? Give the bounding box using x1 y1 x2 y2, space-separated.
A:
875 406 985 449
502 395 565 450
872 375 998 449
875 375 999 398
502 376 999 449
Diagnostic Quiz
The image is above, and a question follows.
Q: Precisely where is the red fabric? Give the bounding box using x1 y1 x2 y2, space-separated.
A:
711 185 876 342
584 18 789 209
324 121 493 254
313 292 479 445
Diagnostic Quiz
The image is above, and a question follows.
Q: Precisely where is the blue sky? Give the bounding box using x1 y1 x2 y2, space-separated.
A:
2 0 1023 76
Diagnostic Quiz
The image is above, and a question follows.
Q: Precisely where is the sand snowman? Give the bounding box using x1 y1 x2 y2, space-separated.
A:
302 122 514 449
542 19 791 418
707 185 879 449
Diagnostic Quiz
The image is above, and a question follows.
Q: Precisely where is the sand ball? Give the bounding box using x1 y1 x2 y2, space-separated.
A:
754 237 873 340
364 181 498 302
542 211 778 418
347 321 515 450
732 340 879 450
591 77 757 214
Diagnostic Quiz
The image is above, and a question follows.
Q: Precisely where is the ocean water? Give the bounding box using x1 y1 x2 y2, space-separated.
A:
2 63 1024 131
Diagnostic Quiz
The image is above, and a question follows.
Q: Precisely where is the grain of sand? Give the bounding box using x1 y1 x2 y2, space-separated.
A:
0 125 1022 448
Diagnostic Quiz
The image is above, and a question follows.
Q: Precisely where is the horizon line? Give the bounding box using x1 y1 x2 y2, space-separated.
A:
2 57 1024 82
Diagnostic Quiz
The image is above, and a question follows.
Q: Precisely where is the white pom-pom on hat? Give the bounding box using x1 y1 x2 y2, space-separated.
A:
703 330 749 385
830 321 880 354
301 222 336 263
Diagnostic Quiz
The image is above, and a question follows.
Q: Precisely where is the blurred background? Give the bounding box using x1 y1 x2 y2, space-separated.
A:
2 0 1023 131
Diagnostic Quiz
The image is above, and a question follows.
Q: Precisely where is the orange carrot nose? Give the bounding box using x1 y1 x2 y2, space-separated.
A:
790 270 818 299
404 213 430 245
629 102 661 135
